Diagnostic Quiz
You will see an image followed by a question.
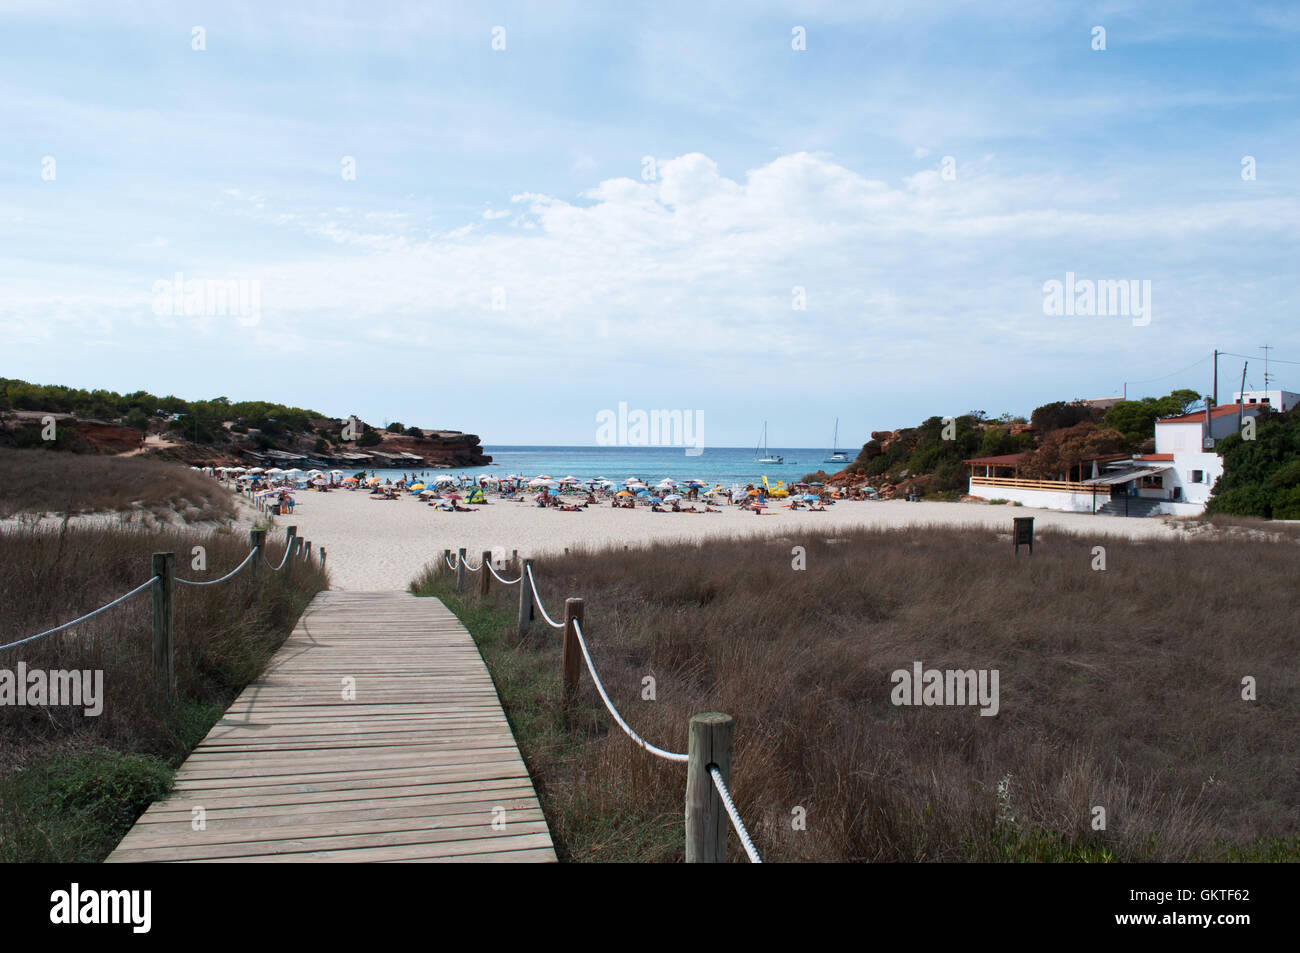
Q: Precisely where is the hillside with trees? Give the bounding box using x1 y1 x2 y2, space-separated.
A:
822 389 1206 498
0 377 489 467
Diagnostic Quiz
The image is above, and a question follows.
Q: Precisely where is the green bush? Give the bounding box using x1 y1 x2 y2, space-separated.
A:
0 750 172 863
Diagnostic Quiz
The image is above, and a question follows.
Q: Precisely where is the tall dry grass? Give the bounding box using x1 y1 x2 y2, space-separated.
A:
0 522 327 861
0 524 323 761
0 449 234 522
415 526 1299 862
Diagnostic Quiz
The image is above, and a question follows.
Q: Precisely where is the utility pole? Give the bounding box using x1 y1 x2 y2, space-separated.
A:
1239 362 1248 434
1212 349 1218 407
1262 345 1272 392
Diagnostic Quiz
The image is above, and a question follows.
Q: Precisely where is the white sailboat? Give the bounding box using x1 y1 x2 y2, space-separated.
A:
755 422 783 464
823 419 849 464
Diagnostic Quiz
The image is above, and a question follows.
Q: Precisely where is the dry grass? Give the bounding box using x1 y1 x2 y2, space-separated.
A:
0 449 234 523
0 522 327 860
415 526 1299 862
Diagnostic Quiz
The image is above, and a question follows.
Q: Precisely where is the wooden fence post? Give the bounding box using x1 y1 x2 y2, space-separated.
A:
320 547 327 570
284 532 297 584
249 529 266 582
686 712 734 863
480 550 491 597
511 550 519 573
562 597 583 701
443 549 451 577
456 548 466 593
518 558 534 635
302 540 311 562
152 552 175 705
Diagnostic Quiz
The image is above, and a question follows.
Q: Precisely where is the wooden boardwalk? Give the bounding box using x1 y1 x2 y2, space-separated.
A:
108 591 555 862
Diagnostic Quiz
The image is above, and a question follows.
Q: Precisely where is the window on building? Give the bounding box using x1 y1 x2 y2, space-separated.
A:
1191 469 1204 483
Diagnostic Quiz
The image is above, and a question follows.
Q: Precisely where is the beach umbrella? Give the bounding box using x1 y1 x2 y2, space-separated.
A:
434 475 457 485
648 496 662 503
616 491 633 498
446 493 462 501
409 483 426 491
663 494 682 502
248 467 265 474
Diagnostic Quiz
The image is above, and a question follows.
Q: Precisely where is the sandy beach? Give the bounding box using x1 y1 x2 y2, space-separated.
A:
281 491 1191 590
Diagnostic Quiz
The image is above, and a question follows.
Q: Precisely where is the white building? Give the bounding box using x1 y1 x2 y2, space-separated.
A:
1232 388 1298 412
965 402 1269 517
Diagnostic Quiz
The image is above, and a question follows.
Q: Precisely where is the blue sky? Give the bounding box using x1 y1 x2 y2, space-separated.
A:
2 1 1298 447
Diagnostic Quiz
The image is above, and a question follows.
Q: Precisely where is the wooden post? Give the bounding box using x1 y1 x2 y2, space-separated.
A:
479 550 491 597
303 540 312 563
456 548 466 593
511 549 519 573
320 547 327 569
443 549 451 577
518 558 534 636
151 553 175 705
686 712 734 863
249 529 266 582
562 597 583 701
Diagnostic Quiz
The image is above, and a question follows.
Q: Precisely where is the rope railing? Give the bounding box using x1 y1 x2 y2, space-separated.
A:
450 549 762 863
176 546 260 586
570 618 688 763
487 561 521 585
460 552 481 572
263 542 294 572
710 765 762 863
525 563 565 629
0 575 159 652
4 527 325 706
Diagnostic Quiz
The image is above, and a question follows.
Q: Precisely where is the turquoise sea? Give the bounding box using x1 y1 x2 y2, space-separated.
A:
358 445 850 487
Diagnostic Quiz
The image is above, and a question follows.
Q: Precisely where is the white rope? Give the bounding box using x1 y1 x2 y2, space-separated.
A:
0 576 160 652
487 561 521 585
709 765 762 863
571 618 688 763
175 547 259 586
445 552 457 570
263 542 293 571
526 564 565 629
460 553 481 572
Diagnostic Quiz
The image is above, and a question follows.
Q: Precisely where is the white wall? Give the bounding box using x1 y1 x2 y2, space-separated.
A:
1155 421 1203 454
967 482 1102 513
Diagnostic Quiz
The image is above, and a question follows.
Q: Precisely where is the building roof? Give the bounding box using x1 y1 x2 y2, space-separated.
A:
1136 453 1174 461
1082 466 1170 485
1157 403 1256 426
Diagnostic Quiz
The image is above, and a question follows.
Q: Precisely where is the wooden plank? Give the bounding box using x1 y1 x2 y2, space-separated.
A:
107 591 555 863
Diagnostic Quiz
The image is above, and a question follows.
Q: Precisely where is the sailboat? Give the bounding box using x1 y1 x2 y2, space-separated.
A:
823 419 849 464
755 422 783 464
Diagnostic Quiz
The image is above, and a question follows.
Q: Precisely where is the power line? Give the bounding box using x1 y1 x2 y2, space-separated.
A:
1220 351 1300 366
1125 355 1211 387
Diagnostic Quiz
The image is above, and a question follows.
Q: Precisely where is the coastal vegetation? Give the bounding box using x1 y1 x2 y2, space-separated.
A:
0 449 234 522
0 376 489 467
0 459 326 861
1207 405 1300 519
413 529 1298 862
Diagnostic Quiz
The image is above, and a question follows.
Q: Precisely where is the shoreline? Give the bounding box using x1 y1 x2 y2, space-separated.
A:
282 491 1196 591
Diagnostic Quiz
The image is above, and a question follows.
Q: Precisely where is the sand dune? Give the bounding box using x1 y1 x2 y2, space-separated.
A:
277 491 1188 591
